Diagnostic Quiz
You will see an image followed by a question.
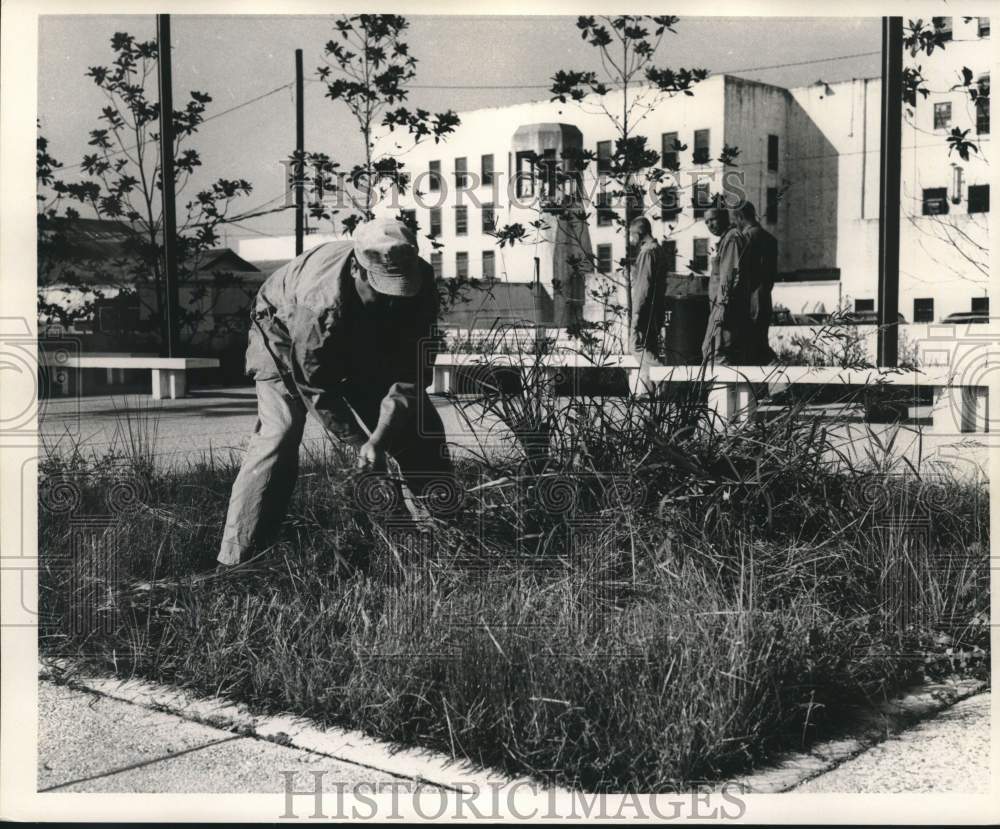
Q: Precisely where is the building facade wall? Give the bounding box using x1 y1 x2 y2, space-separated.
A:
247 22 990 332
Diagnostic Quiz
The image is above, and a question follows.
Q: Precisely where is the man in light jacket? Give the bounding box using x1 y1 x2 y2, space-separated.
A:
217 217 452 567
702 207 750 364
629 216 668 387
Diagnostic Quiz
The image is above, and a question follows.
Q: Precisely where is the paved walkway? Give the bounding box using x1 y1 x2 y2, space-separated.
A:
795 692 991 793
39 678 990 796
39 386 991 479
38 680 424 794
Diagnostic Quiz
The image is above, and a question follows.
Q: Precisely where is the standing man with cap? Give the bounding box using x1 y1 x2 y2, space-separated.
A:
732 201 778 364
628 216 667 388
217 216 452 568
701 206 750 364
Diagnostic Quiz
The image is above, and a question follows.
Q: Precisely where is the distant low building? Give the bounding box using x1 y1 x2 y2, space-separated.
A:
38 217 264 380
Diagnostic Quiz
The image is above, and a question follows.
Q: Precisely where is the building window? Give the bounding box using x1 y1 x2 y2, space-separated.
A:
596 189 614 226
913 298 934 323
482 250 495 280
976 75 990 134
693 129 710 165
481 202 495 233
978 17 990 37
933 17 952 41
429 160 441 192
660 186 681 221
455 157 468 188
596 243 613 274
662 239 677 273
481 154 494 186
767 135 779 172
431 251 442 278
692 238 709 273
855 299 875 313
596 140 613 175
765 187 779 223
691 180 711 219
400 209 417 233
922 187 949 215
933 101 952 129
661 132 679 169
456 251 469 279
968 184 990 213
540 148 558 199
455 205 468 236
429 207 442 236
515 150 535 198
972 296 989 314
625 188 644 228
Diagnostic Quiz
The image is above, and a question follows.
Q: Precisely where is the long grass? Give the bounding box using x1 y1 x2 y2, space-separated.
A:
37 346 989 791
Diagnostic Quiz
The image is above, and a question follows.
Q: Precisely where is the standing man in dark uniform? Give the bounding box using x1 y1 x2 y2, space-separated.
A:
733 201 778 364
702 207 750 364
628 217 667 388
217 217 452 567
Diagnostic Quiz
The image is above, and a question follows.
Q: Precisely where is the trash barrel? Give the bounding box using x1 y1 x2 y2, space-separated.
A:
660 294 709 365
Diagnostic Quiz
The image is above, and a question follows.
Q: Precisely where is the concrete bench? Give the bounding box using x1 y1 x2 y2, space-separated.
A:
431 354 988 436
430 352 640 394
648 364 987 436
39 353 220 400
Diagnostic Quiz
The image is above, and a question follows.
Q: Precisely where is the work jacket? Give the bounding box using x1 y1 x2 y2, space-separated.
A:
740 222 778 323
630 236 668 352
246 240 439 442
702 226 747 361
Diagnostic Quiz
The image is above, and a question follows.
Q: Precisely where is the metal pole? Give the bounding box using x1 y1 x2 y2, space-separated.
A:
156 14 181 358
877 16 903 367
533 255 543 347
295 48 305 256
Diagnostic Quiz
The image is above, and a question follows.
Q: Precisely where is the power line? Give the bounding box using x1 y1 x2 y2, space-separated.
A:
50 48 885 176
200 82 294 125
56 81 296 171
397 50 883 90
225 220 285 237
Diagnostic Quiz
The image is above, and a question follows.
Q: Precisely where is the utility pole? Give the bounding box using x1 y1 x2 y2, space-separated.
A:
156 14 181 358
295 48 305 257
876 16 903 367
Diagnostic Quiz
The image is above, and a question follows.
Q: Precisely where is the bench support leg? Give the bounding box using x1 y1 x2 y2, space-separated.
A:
932 386 988 435
152 369 187 400
56 367 71 397
706 382 760 427
431 366 452 394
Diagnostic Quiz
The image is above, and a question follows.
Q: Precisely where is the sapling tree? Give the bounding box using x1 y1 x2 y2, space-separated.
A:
491 15 739 353
37 31 255 349
308 14 460 236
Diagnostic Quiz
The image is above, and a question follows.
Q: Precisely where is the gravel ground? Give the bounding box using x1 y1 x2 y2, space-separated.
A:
795 693 991 793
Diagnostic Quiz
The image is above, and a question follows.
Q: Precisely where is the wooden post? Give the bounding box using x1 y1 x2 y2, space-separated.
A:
295 48 305 257
156 14 181 358
877 16 903 367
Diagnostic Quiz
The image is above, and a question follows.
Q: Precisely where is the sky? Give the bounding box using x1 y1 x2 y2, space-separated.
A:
38 14 882 241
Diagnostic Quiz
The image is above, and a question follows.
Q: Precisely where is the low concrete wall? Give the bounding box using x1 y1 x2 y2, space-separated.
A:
770 323 985 367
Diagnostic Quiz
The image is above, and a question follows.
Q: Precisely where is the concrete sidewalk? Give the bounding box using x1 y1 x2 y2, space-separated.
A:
795 692 991 793
39 675 991 796
39 386 508 470
38 679 426 794
39 385 991 478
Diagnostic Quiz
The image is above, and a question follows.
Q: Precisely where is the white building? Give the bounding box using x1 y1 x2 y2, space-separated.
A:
241 16 990 329
372 72 791 329
777 14 991 322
